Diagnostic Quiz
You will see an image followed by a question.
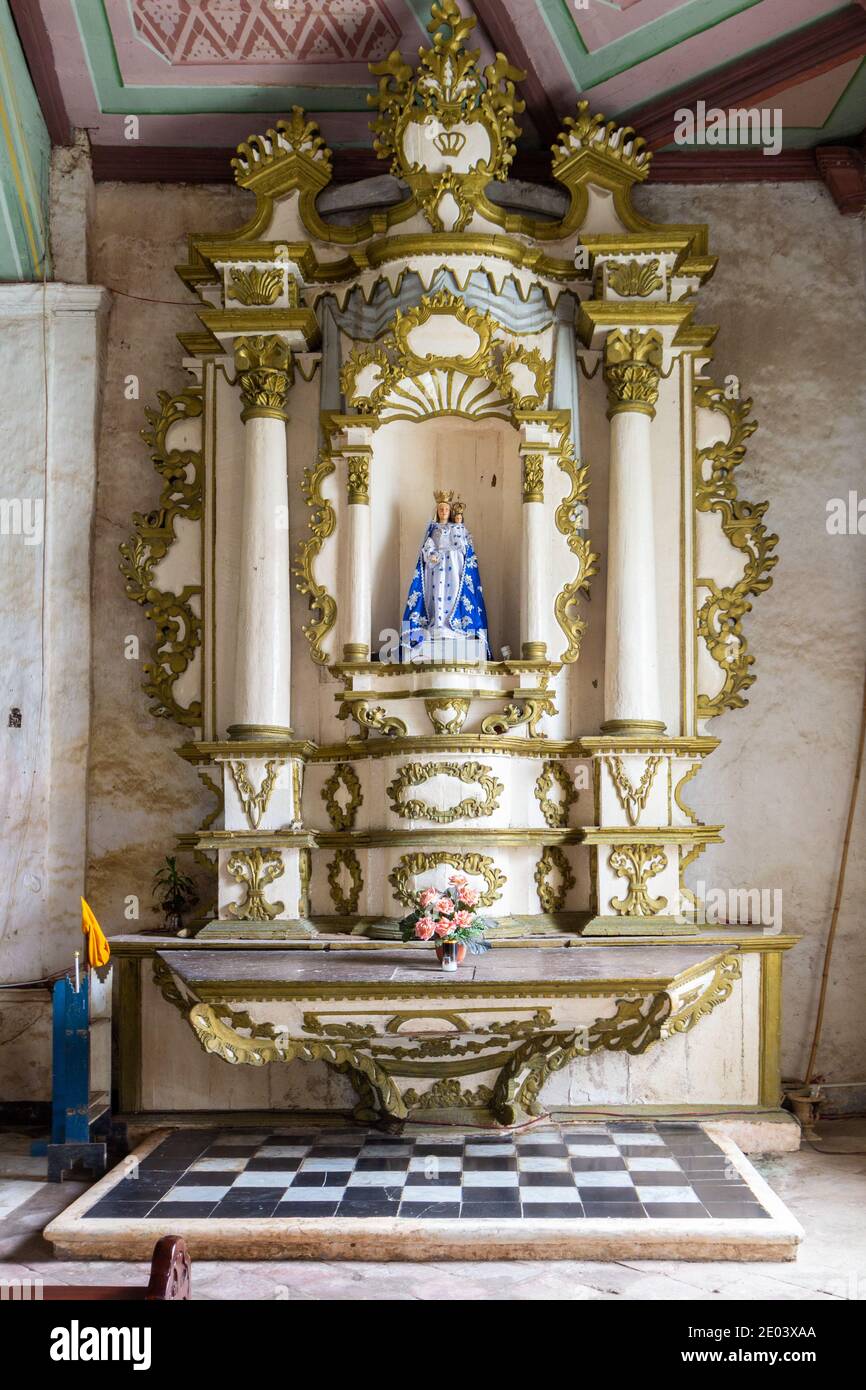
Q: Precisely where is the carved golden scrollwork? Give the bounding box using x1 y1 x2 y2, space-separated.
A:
694 382 779 720
368 0 524 233
403 1079 494 1111
337 700 408 741
321 762 363 830
227 759 280 830
293 448 337 665
480 696 556 738
388 850 506 909
608 844 668 917
386 761 503 823
119 387 203 728
522 453 545 502
605 754 662 827
554 434 598 664
346 455 370 504
534 760 578 828
424 697 470 734
534 846 575 913
664 954 741 1036
226 266 285 306
327 848 363 915
224 848 286 921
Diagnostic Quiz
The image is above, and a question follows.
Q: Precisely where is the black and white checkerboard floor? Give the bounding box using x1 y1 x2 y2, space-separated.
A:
88 1122 773 1222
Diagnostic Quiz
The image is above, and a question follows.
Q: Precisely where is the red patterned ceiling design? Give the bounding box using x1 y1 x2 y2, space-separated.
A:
132 0 400 66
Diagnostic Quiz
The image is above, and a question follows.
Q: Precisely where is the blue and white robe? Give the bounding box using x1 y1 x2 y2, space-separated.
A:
402 520 490 655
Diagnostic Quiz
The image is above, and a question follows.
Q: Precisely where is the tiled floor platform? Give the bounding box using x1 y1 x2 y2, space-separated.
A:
44 1122 803 1262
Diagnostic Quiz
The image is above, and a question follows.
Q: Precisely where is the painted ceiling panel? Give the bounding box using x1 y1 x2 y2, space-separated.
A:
14 0 866 159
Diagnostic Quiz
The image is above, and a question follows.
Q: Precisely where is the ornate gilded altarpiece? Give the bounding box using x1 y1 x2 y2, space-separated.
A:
119 1 786 1126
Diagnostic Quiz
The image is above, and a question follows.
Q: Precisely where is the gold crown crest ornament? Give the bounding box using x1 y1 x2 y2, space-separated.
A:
434 489 454 504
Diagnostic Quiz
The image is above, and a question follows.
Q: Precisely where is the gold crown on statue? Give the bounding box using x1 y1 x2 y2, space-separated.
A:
452 499 466 514
434 489 454 504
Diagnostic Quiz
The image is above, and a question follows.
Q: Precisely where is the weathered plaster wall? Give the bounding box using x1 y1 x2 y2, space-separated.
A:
81 178 866 1092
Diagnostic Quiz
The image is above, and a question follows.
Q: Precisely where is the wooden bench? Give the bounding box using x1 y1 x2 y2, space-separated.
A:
39 1236 190 1300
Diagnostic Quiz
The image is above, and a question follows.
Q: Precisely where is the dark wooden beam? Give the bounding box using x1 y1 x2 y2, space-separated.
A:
622 3 866 150
815 145 866 213
8 0 73 145
471 0 563 147
90 142 823 187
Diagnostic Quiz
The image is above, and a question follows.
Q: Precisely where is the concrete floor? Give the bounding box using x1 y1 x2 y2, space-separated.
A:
0 1119 864 1300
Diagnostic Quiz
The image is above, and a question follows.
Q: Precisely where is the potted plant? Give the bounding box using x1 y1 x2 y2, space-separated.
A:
152 856 199 936
399 874 493 971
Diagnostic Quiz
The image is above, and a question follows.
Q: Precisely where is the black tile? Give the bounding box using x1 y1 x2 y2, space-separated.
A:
582 1202 648 1219
627 1170 687 1186
212 1194 284 1218
275 1201 339 1218
149 1200 220 1218
459 1184 520 1202
656 1123 702 1132
203 1145 259 1159
246 1156 303 1172
561 1133 616 1146
702 1202 771 1219
514 1142 568 1156
661 1139 723 1155
104 1177 174 1199
260 1134 317 1147
521 1203 585 1219
462 1156 517 1172
406 1174 464 1190
608 1126 658 1135
88 1199 157 1218
675 1157 731 1172
398 1203 461 1219
337 1199 400 1217
414 1143 464 1157
338 1186 402 1205
568 1156 627 1172
643 1203 708 1219
576 1186 641 1204
289 1171 348 1188
463 1135 513 1146
362 1136 411 1147
175 1170 238 1187
690 1182 753 1201
459 1202 522 1220
612 1145 672 1160
354 1155 411 1172
519 1171 579 1188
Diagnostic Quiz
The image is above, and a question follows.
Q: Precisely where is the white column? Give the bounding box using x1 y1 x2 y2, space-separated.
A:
229 336 293 739
520 452 546 660
343 453 371 662
602 328 665 734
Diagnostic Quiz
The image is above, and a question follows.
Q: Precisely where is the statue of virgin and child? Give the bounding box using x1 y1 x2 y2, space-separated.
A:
401 490 490 659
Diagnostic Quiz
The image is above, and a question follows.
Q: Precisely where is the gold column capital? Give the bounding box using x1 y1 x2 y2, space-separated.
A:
234 334 293 422
522 453 545 503
346 454 370 505
603 327 663 420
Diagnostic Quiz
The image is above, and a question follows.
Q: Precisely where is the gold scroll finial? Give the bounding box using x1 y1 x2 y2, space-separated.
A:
368 0 525 232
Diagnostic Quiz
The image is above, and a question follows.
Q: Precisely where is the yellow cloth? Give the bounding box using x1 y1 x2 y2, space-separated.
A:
81 898 110 967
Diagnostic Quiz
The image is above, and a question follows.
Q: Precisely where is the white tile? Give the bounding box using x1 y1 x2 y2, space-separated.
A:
234 1170 297 1188
160 1186 229 1203
462 1170 519 1187
274 1187 342 1203
362 1145 414 1157
346 1170 408 1187
520 1187 581 1204
464 1143 516 1157
613 1134 665 1146
190 1157 248 1172
401 1186 462 1203
566 1144 620 1157
625 1157 682 1172
408 1156 462 1173
571 1171 633 1187
636 1186 702 1203
299 1158 357 1172
518 1157 571 1172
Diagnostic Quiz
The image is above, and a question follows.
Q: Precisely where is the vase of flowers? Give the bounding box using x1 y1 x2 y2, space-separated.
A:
399 874 493 971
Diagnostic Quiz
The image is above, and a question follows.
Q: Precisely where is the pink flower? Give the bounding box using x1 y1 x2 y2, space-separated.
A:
436 896 454 915
449 873 468 888
460 887 480 907
419 887 438 908
414 916 436 940
434 918 453 938
453 910 473 930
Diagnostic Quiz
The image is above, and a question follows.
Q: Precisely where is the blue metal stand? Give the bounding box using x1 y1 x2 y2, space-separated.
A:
33 974 110 1181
